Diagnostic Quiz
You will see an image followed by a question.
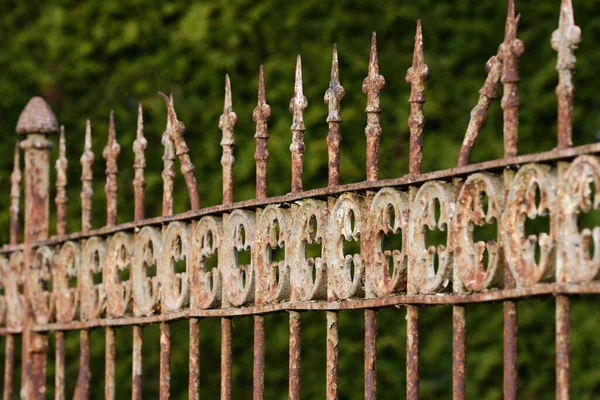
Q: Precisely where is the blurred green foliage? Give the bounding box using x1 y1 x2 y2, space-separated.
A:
1 0 600 398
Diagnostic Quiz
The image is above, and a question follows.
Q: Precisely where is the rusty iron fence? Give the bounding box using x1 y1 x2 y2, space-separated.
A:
0 0 594 398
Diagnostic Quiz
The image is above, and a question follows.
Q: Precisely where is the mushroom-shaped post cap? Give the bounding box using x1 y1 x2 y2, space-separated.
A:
16 97 59 135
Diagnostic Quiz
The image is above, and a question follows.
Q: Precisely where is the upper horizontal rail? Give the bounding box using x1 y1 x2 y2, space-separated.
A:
2 141 598 254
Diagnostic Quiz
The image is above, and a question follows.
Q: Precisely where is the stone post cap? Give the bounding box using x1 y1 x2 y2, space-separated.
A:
16 96 59 135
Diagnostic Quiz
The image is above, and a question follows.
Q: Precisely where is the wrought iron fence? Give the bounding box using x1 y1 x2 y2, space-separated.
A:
0 0 594 398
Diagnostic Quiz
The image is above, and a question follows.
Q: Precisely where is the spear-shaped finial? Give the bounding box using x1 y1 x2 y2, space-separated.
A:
551 0 581 149
219 74 238 205
290 55 308 194
253 65 271 199
324 44 345 187
159 92 201 211
81 120 94 232
9 143 21 245
103 110 121 227
406 20 430 175
133 103 147 221
363 32 386 181
498 0 524 157
55 126 68 235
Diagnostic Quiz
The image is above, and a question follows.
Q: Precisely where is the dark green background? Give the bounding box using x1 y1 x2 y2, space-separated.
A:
1 0 600 398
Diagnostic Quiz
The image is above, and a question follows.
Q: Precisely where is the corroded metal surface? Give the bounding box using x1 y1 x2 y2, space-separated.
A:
498 0 523 157
325 45 345 187
2 2 594 398
290 56 307 194
552 0 581 149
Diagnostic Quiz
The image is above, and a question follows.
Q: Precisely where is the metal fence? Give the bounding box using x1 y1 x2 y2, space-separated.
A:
0 0 593 398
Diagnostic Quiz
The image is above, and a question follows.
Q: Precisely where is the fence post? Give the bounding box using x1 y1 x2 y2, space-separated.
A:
17 96 58 399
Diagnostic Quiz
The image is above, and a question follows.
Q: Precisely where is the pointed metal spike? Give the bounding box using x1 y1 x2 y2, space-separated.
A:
552 0 581 148
133 102 147 221
220 74 238 205
136 103 144 140
290 54 308 193
324 44 345 186
253 65 271 199
258 65 267 106
498 0 524 157
224 74 233 113
84 119 92 152
55 126 68 235
504 0 518 41
368 32 379 76
81 119 95 232
108 110 116 142
294 55 304 98
406 20 429 175
103 111 121 226
363 32 385 181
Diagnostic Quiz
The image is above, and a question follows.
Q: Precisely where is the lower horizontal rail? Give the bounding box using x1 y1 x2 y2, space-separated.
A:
6 283 597 334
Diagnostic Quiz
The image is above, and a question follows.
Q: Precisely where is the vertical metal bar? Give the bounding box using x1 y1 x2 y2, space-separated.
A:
499 2 522 398
324 43 345 400
76 119 94 400
219 75 237 400
326 311 339 400
289 54 307 400
253 65 270 400
104 110 121 400
55 126 68 400
406 306 420 400
4 143 21 400
3 335 15 400
105 328 116 400
10 142 22 246
556 295 571 400
452 306 466 400
160 95 202 400
132 103 146 400
362 32 384 400
503 295 518 400
55 332 65 400
160 94 176 400
77 330 91 399
253 316 265 400
132 326 143 400
220 318 233 400
499 0 523 158
17 97 57 399
405 20 428 400
189 319 201 400
364 309 377 400
160 323 171 400
553 3 579 398
289 311 301 400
